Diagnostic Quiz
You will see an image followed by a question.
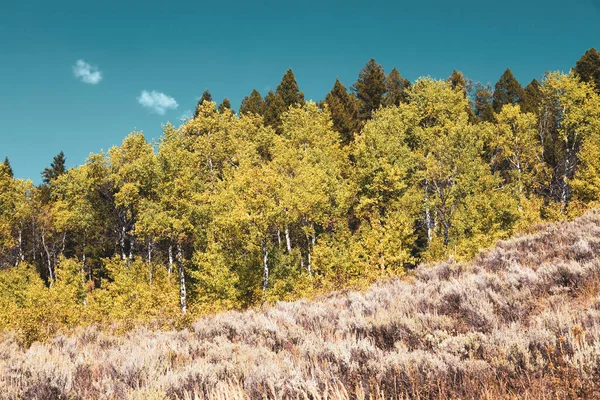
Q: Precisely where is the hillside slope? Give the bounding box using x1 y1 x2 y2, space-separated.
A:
1 211 600 399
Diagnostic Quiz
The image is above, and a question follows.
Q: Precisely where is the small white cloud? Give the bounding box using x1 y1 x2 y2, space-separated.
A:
73 59 102 84
137 90 179 115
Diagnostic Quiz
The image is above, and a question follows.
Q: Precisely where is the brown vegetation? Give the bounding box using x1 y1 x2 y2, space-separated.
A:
1 211 600 399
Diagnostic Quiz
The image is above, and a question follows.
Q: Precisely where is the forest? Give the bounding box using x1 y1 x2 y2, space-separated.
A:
1 48 600 345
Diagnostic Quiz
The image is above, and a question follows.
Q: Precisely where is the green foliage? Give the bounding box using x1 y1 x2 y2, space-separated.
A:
41 151 66 185
352 58 387 121
448 69 468 97
539 72 600 212
194 90 213 117
88 257 180 329
263 90 286 131
573 47 600 93
492 68 524 113
384 68 411 106
217 98 231 113
520 78 542 114
1 67 600 344
276 69 304 108
325 78 360 144
239 89 266 116
473 83 495 122
2 157 13 178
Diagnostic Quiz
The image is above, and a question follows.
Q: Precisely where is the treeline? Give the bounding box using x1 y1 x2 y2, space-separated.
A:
1 49 600 342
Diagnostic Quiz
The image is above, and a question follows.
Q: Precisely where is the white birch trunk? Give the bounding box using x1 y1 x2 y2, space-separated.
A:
168 243 173 276
176 243 187 314
262 239 269 292
285 225 292 254
41 230 54 285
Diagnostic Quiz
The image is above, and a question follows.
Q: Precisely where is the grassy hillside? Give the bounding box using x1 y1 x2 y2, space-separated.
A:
1 211 600 399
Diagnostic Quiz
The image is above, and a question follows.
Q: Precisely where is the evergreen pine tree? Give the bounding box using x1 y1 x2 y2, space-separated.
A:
218 98 231 113
195 90 213 117
448 70 468 97
325 78 360 144
573 47 600 93
42 151 67 185
383 68 411 106
520 79 542 114
276 69 304 108
239 89 266 116
263 90 286 131
473 83 495 122
492 68 524 112
2 156 13 178
352 58 387 121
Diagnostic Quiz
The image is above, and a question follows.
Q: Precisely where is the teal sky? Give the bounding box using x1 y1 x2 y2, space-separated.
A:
1 0 599 183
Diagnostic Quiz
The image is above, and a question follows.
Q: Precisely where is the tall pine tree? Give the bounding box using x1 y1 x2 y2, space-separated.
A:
239 89 266 116
473 83 495 122
492 68 524 113
276 69 304 108
383 68 411 106
352 58 387 121
573 47 600 93
2 157 13 178
325 78 359 144
520 79 542 114
42 151 67 185
263 90 286 131
218 98 231 113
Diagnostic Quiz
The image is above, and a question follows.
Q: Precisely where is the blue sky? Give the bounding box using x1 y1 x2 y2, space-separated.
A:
1 0 599 183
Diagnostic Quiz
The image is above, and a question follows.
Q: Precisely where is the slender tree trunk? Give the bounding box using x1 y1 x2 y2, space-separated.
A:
306 225 315 276
285 225 292 254
41 230 54 286
176 242 187 314
560 146 572 214
81 231 87 306
168 243 173 276
32 220 37 263
441 206 450 247
61 232 67 255
262 239 269 292
16 228 23 267
424 179 432 243
148 240 154 284
120 226 127 260
129 234 134 260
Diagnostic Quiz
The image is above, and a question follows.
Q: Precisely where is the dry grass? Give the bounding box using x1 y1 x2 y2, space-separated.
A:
2 211 600 399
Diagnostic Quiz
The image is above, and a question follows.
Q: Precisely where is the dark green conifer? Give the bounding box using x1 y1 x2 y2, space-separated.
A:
492 68 524 113
383 68 411 106
263 90 286 131
276 69 304 108
573 48 600 93
325 78 360 144
218 98 231 113
519 79 542 114
239 89 266 116
352 58 387 121
2 156 13 178
473 83 495 122
42 151 66 185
